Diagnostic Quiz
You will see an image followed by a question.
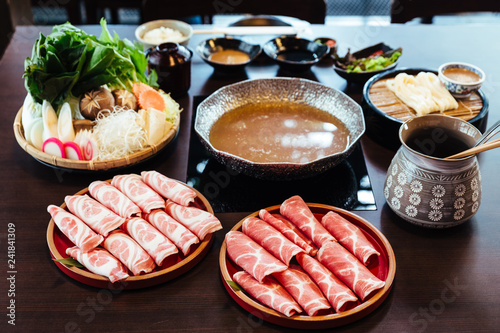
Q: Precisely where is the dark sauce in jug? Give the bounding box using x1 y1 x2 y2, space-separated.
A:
405 127 471 158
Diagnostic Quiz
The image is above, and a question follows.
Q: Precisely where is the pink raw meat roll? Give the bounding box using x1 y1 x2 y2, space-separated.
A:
103 230 156 276
273 265 331 316
89 180 141 218
65 194 126 237
66 246 129 283
296 252 358 313
259 210 316 256
165 200 222 241
111 174 165 213
242 217 304 266
233 271 302 317
321 211 380 266
47 205 103 252
121 217 178 266
225 231 287 283
141 170 197 206
272 213 318 256
145 210 199 256
317 242 385 301
280 195 336 249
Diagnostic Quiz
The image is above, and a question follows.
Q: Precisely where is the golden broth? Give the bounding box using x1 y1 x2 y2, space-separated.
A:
443 68 481 83
209 102 351 163
209 50 250 64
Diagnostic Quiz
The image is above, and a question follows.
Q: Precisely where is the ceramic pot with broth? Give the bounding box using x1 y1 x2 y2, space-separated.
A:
384 114 482 228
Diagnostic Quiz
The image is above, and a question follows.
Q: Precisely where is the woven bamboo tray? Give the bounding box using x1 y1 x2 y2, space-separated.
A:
368 77 483 122
13 108 180 171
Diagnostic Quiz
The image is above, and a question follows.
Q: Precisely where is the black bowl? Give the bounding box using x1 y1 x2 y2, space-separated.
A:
229 15 292 27
196 37 261 73
263 37 329 72
362 68 489 150
334 43 401 84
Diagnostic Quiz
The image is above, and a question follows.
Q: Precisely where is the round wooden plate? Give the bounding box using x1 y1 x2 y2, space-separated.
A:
13 108 180 171
47 180 214 289
219 203 396 329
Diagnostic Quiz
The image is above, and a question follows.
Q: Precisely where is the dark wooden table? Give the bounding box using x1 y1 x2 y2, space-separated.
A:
1 23 499 332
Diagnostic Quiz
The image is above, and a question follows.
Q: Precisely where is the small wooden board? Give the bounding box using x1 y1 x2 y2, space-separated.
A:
368 77 483 122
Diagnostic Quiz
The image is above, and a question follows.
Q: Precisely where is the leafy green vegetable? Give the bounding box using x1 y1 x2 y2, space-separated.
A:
334 48 402 73
53 258 84 268
24 18 157 110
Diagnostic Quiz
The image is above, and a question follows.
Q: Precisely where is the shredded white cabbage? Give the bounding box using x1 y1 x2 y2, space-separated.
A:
92 106 147 160
160 90 182 123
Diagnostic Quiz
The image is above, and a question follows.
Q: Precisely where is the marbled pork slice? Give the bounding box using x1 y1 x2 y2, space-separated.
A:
66 246 129 283
121 217 178 266
225 231 287 283
321 211 380 266
65 194 126 237
273 265 331 316
103 230 156 275
141 170 197 206
48 205 103 252
317 241 385 301
280 195 336 248
111 174 165 213
296 252 358 313
271 213 318 256
233 271 302 317
259 209 316 256
89 180 141 218
145 209 199 256
165 200 222 241
242 216 304 266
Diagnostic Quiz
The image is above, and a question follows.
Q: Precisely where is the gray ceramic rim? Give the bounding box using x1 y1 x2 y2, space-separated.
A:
194 77 365 180
399 114 482 162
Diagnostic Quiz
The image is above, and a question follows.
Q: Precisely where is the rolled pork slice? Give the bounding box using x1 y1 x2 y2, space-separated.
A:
321 211 380 266
165 200 222 241
65 194 126 237
317 241 385 301
271 213 318 256
66 246 129 283
47 205 103 252
89 180 141 218
296 252 358 313
145 209 199 256
225 231 287 283
242 217 304 266
121 217 178 266
103 230 156 276
280 195 336 248
273 265 331 316
259 210 316 256
111 174 165 213
233 271 302 317
141 171 197 206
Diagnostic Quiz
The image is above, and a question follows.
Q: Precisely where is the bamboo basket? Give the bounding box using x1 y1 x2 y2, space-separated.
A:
13 108 180 171
368 77 483 122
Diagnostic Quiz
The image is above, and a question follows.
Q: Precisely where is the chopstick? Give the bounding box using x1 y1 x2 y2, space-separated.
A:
192 26 304 36
445 138 500 159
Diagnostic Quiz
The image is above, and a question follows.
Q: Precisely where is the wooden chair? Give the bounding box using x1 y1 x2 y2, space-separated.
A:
141 0 327 24
391 0 499 23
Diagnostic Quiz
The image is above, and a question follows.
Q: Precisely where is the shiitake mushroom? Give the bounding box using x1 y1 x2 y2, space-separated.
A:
112 89 137 111
80 87 115 120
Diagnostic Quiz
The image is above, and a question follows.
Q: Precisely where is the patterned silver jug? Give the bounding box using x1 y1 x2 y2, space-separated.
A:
384 115 482 228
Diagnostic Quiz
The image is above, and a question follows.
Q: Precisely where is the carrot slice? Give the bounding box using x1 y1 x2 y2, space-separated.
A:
138 89 165 111
132 82 154 100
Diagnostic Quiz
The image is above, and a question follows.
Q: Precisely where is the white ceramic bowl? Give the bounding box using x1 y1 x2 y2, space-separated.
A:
438 62 485 98
135 19 193 49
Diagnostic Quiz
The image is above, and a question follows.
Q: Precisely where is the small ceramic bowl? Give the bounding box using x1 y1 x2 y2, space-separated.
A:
263 37 329 72
438 62 485 98
135 19 193 49
334 43 401 84
196 37 261 73
313 37 337 56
